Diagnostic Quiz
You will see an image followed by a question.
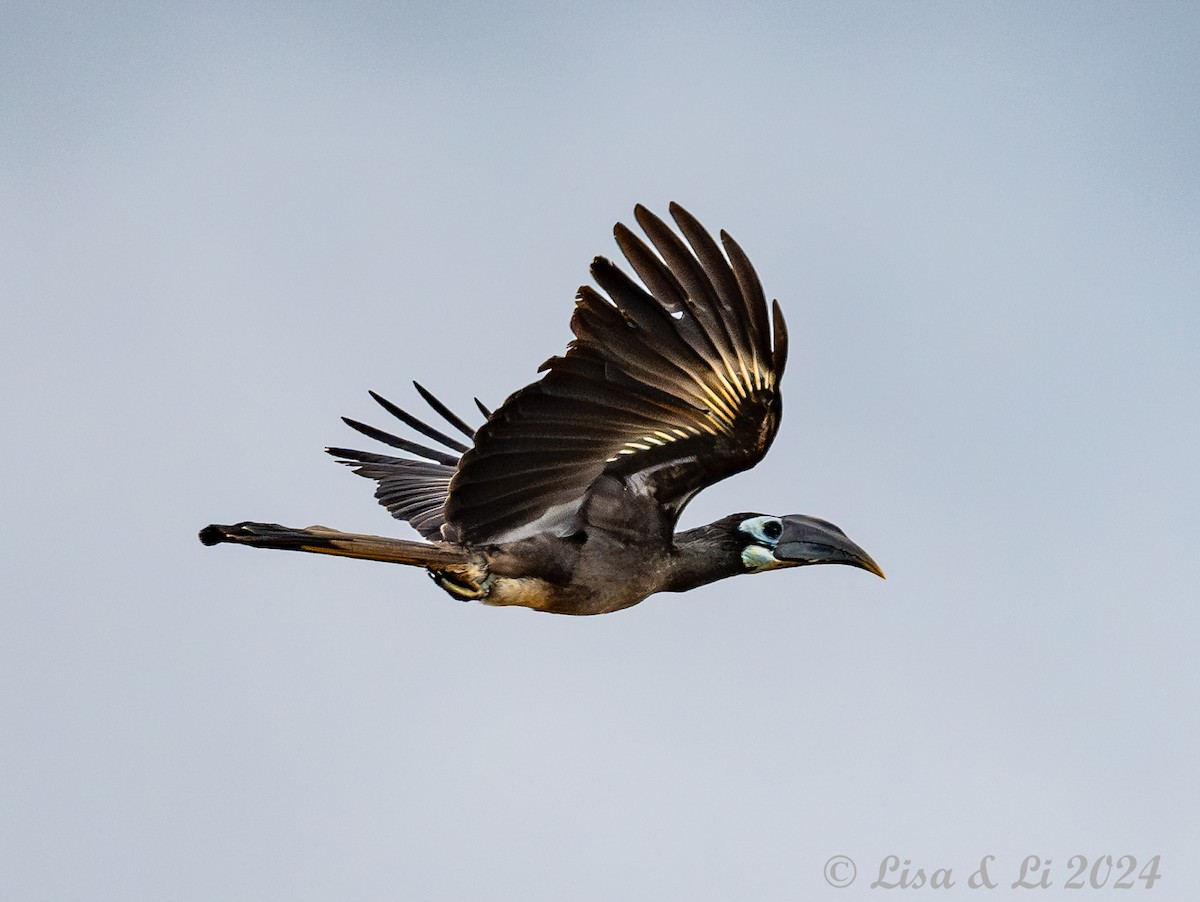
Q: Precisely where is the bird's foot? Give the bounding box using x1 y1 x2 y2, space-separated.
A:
429 566 493 601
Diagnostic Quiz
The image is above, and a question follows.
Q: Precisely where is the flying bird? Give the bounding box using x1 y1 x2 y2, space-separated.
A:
200 203 882 614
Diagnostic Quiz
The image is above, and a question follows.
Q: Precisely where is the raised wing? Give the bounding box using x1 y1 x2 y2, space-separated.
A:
327 385 489 541
443 203 788 545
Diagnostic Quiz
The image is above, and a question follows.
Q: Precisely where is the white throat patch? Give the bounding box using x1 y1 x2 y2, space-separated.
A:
741 544 783 572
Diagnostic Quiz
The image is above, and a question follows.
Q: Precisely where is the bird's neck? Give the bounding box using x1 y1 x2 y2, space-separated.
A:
662 521 745 594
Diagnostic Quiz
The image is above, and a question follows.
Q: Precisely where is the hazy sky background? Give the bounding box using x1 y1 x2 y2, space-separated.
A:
3 3 1198 899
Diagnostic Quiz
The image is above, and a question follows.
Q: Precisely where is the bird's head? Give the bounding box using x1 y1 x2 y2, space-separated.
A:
735 513 884 579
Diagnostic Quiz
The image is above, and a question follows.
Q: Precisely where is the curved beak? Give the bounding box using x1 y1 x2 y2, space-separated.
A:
774 514 885 579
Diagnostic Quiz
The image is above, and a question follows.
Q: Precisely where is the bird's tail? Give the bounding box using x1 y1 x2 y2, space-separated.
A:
199 521 495 599
199 520 494 599
199 521 471 568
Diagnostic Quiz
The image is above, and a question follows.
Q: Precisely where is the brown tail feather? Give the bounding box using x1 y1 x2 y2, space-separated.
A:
198 521 470 568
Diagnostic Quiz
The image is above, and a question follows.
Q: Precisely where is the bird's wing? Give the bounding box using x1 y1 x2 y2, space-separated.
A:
443 202 788 546
327 385 490 541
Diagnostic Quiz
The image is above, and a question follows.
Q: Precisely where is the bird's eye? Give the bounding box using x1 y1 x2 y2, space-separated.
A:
739 515 784 545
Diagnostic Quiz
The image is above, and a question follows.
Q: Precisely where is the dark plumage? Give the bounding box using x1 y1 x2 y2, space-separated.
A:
200 203 882 614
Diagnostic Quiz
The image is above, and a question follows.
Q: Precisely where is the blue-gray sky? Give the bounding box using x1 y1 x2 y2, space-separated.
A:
3 3 1198 899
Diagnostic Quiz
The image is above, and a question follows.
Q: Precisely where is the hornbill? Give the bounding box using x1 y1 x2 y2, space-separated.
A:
200 203 883 615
